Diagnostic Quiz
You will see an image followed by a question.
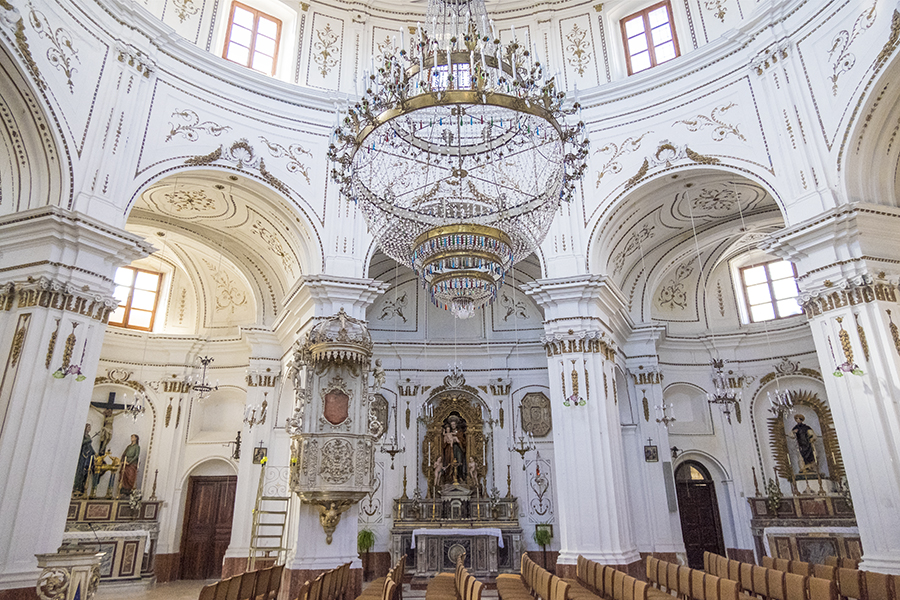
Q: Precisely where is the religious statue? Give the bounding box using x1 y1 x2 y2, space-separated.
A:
119 434 141 497
373 359 386 390
791 414 818 473
90 451 121 498
73 424 95 497
441 414 467 484
432 456 444 496
467 456 480 497
97 408 114 455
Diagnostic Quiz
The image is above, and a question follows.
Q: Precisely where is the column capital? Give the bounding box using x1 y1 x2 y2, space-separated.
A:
522 275 631 340
278 275 390 339
0 206 152 293
761 202 900 297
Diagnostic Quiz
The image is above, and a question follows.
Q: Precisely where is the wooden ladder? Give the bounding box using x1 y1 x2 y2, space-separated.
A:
248 463 291 570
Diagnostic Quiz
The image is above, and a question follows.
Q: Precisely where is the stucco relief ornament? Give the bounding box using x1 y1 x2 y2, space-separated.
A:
319 438 354 484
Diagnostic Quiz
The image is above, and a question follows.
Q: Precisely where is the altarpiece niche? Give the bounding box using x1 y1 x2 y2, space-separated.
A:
422 393 487 497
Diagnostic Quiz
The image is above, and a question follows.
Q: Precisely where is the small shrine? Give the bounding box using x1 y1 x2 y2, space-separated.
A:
390 370 522 578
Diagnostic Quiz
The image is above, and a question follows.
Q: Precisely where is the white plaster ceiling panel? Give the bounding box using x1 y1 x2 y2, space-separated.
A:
140 182 235 220
694 0 748 45
558 14 599 90
306 12 344 90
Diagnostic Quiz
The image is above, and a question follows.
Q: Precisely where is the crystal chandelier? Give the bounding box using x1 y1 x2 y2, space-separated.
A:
328 0 589 318
707 358 741 423
191 356 218 400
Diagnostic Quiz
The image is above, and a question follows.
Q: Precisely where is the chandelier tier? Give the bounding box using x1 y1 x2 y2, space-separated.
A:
328 0 589 318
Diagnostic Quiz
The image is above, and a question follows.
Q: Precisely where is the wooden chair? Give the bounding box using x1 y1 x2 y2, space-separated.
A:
199 582 218 600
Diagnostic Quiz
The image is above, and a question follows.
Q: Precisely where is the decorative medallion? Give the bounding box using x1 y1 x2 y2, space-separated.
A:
521 392 552 437
319 438 354 484
368 394 389 437
321 375 352 425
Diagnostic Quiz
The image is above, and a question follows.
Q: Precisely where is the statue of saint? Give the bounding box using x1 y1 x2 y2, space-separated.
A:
441 415 467 483
467 456 480 496
432 456 444 495
73 424 95 497
97 408 115 455
373 359 386 390
119 434 141 497
791 414 818 473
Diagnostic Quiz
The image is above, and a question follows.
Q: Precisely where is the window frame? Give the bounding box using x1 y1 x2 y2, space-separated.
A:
109 267 164 332
222 1 283 76
738 259 803 323
620 0 681 76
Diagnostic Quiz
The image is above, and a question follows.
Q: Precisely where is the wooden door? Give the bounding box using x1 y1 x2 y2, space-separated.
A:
180 476 237 579
675 461 726 569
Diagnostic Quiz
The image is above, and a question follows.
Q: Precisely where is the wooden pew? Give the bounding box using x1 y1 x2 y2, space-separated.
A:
196 563 286 600
703 552 839 600
425 556 484 600
358 556 406 600
497 553 569 600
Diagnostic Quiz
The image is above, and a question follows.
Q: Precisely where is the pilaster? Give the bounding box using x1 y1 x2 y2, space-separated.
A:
766 208 900 574
524 276 639 569
0 208 150 592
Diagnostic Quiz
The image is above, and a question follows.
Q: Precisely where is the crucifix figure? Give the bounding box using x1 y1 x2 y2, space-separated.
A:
90 392 128 455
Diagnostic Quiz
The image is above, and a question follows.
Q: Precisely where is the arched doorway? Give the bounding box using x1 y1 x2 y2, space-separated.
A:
675 461 726 569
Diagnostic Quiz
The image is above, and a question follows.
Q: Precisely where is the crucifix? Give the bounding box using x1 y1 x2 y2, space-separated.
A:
89 392 129 455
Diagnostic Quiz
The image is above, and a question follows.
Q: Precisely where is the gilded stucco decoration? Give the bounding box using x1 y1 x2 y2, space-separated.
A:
674 103 746 141
703 0 727 23
201 258 248 313
625 141 721 190
874 10 900 71
368 394 388 437
377 291 408 323
657 262 693 311
499 291 528 321
45 318 60 368
612 223 655 275
853 313 870 362
183 139 290 196
828 2 877 95
27 6 78 92
594 133 651 187
313 23 340 77
260 137 312 185
165 189 217 212
565 22 592 76
165 109 231 142
691 187 737 211
172 0 199 23
319 438 354 484
0 1 47 91
251 221 296 276
528 458 552 519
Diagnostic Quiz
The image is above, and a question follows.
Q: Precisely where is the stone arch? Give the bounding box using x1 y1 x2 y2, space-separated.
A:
588 166 787 324
0 40 71 216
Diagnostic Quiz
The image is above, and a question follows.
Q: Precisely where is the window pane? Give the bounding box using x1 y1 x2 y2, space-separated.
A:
648 6 670 28
628 33 648 54
651 24 673 45
746 283 771 305
743 265 767 285
777 299 803 317
128 310 153 329
109 306 126 325
114 286 130 303
771 278 799 300
631 51 651 72
768 260 795 280
751 304 775 322
134 271 159 291
230 24 252 47
252 53 274 74
227 43 250 65
655 41 677 63
131 289 157 311
255 35 276 57
115 267 135 286
257 16 278 39
232 6 254 28
624 16 645 38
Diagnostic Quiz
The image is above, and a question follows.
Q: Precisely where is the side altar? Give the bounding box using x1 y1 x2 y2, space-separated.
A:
389 376 522 577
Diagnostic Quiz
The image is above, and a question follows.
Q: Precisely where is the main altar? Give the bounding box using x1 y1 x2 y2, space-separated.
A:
389 376 523 577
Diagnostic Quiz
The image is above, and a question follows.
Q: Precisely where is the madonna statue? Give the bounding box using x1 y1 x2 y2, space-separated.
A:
441 414 467 484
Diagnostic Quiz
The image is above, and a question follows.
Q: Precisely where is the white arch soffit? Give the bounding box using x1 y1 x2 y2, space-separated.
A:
673 450 731 484
125 167 324 274
0 44 71 214
841 47 900 207
588 169 785 299
183 457 238 482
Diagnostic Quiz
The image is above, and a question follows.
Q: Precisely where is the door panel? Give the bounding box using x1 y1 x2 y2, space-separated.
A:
675 462 726 569
180 476 237 579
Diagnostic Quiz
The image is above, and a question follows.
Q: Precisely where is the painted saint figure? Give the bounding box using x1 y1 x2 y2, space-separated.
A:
119 434 141 497
791 414 818 473
73 424 95 496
